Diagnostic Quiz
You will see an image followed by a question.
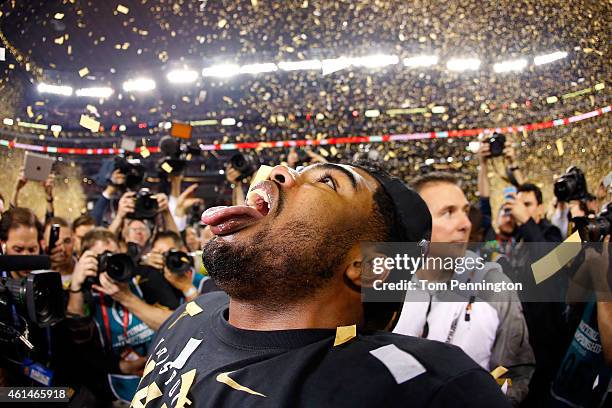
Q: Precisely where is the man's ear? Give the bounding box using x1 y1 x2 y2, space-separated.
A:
344 244 392 290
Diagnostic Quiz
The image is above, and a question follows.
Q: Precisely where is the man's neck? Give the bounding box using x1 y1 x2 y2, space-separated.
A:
227 289 360 331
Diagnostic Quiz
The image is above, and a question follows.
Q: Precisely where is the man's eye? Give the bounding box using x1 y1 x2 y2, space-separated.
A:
317 175 336 190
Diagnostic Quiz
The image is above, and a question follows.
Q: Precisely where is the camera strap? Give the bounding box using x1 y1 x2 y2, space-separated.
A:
97 291 129 349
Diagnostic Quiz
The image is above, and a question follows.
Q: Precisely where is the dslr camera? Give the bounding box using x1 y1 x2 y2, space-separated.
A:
129 188 158 220
484 133 506 158
554 166 588 202
84 252 135 287
229 153 260 181
164 250 193 275
113 157 145 190
573 202 612 242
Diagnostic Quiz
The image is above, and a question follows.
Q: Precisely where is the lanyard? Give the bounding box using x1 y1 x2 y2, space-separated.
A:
97 290 129 348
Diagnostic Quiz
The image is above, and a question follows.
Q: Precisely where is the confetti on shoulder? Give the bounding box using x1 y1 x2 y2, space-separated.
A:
186 301 203 316
333 324 356 346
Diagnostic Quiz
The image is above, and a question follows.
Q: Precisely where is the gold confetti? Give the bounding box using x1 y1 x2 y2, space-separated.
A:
78 67 89 77
116 4 129 14
79 115 100 133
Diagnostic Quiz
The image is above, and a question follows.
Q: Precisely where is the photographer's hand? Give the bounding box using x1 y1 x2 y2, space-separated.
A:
11 166 28 207
67 251 98 316
287 148 299 168
163 268 197 300
504 194 531 225
175 184 203 217
225 164 241 184
93 272 131 302
103 169 126 197
109 191 136 236
141 252 165 270
95 272 172 330
155 193 170 214
477 142 491 198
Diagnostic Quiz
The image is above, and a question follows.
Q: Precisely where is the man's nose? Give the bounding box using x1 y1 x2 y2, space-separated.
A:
269 165 297 188
458 213 472 234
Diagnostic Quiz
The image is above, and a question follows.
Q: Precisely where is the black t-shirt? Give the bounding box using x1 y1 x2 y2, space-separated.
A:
135 292 510 407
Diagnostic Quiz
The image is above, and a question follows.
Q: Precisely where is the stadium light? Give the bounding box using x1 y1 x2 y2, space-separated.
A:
493 59 528 73
122 78 156 92
240 63 278 74
351 54 399 68
278 60 322 71
446 58 481 71
202 64 240 77
76 87 114 98
3 118 13 126
37 83 73 96
364 109 381 118
534 51 568 66
221 117 236 126
167 69 199 83
50 125 62 133
403 55 439 68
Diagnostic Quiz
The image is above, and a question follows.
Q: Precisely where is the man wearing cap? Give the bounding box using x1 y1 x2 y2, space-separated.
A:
133 161 508 407
393 172 534 407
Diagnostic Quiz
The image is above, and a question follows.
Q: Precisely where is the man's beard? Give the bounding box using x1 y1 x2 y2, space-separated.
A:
202 221 357 310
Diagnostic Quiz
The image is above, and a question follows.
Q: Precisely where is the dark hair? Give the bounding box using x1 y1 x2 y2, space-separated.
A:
410 171 460 193
350 160 409 242
152 230 183 248
0 207 43 242
72 214 96 232
518 183 543 205
80 227 118 256
45 216 69 229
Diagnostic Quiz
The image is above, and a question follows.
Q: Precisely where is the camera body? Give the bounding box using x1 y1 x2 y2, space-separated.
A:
130 188 158 220
97 252 135 282
485 133 506 158
0 270 65 329
230 153 260 181
575 202 612 242
554 166 588 202
114 157 145 190
164 250 193 275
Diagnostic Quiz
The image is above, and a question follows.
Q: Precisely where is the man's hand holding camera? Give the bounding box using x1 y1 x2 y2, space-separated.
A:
504 193 532 225
92 272 132 304
117 191 136 220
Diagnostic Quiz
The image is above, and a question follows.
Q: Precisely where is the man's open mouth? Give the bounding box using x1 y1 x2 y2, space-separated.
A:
201 181 277 236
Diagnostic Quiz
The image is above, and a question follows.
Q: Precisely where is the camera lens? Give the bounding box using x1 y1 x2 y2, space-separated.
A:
165 250 192 274
103 253 135 282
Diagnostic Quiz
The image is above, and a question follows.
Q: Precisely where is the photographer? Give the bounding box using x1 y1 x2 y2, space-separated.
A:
139 231 206 307
72 214 96 255
11 166 55 224
42 217 75 288
108 189 179 248
66 228 160 403
0 208 74 390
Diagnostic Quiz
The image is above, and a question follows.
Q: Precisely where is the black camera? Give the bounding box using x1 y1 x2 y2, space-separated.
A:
574 203 612 242
157 136 200 176
230 153 260 180
114 157 145 190
98 252 135 282
485 133 506 158
130 188 158 220
554 166 588 202
165 250 193 275
0 270 65 328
